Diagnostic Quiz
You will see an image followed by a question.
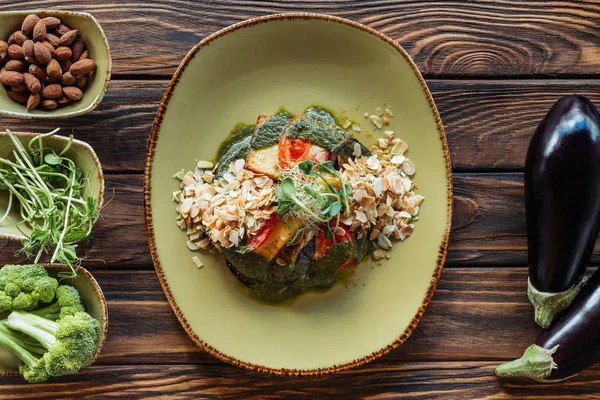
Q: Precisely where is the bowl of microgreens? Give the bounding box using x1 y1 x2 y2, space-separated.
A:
0 129 104 277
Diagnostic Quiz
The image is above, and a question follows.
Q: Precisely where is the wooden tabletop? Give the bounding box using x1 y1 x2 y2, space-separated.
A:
1 1 600 398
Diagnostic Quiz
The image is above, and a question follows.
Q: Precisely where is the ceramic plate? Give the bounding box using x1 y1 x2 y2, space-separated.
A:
145 13 452 375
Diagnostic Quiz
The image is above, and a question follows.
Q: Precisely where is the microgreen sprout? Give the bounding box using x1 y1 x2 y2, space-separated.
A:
0 129 99 279
276 160 351 242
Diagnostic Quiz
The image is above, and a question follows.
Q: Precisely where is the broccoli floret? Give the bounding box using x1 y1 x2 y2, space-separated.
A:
0 310 100 383
0 265 58 311
30 285 85 321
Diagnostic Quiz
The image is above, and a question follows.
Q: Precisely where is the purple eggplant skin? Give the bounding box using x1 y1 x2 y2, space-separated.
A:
525 95 600 293
537 267 600 380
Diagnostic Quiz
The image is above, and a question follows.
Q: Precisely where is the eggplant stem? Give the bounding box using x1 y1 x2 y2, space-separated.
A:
495 344 559 382
527 277 588 329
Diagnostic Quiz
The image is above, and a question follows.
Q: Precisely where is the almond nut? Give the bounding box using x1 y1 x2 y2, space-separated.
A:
8 44 24 59
60 59 72 72
78 50 89 61
23 72 41 93
76 74 89 89
28 64 47 80
8 90 28 104
41 99 58 110
60 71 76 86
13 31 28 46
55 46 72 61
45 75 60 84
0 70 24 86
41 17 61 29
12 83 29 93
70 59 95 75
62 86 83 101
0 40 7 55
33 42 51 64
4 60 27 72
45 33 60 48
57 94 71 105
41 83 62 99
33 20 47 41
27 93 40 111
58 30 78 46
22 40 34 58
21 14 40 36
24 55 39 65
54 24 71 37
46 59 62 78
42 41 55 55
70 39 84 62
7 33 15 46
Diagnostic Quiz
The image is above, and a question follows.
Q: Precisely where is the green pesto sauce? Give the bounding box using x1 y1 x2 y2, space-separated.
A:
212 124 254 178
251 112 294 149
285 107 349 151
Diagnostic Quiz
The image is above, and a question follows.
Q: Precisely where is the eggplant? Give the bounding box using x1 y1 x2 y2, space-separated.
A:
496 266 600 382
524 95 600 328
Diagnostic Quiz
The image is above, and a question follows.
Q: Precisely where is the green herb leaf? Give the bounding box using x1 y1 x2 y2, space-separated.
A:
324 224 334 240
44 153 61 166
328 202 341 217
298 161 315 176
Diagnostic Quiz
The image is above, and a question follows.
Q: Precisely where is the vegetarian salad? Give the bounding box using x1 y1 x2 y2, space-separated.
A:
173 107 424 303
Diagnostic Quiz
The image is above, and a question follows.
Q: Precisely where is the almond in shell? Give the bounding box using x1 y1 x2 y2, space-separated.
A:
23 72 41 93
8 44 24 59
41 99 58 110
70 59 95 75
13 31 28 46
22 40 34 58
46 59 62 78
0 70 24 86
62 86 83 101
33 20 47 41
61 71 76 86
33 42 51 64
41 17 61 29
4 60 26 72
55 46 72 61
21 14 40 36
58 30 78 46
8 90 28 104
41 83 62 99
27 93 41 111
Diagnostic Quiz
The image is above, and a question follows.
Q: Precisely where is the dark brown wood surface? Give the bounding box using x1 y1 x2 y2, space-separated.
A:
1 1 600 399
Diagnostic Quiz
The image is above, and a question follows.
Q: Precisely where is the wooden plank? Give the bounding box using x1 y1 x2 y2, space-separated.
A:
3 80 600 173
51 268 580 365
1 362 600 399
0 172 596 267
2 1 599 77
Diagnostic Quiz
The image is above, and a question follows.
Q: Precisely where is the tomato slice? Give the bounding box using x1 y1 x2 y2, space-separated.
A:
247 214 278 249
314 224 353 261
278 134 329 169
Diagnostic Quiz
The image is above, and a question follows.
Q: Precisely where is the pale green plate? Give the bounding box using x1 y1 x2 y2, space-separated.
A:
0 10 111 119
0 264 108 375
145 13 452 375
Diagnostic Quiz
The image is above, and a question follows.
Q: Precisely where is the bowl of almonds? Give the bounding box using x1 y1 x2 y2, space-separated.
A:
0 11 111 118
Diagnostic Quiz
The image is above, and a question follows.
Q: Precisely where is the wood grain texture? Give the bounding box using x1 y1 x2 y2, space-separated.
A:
1 362 600 399
2 80 600 173
2 1 599 77
2 268 600 399
0 172 596 268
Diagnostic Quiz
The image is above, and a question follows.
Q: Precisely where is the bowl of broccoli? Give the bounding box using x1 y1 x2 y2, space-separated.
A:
0 264 107 383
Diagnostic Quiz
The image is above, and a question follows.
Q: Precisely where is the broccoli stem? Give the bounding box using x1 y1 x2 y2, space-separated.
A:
0 324 40 369
29 302 60 321
7 311 58 349
0 322 46 356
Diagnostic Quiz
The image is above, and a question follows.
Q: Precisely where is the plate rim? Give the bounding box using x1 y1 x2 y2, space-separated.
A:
143 12 453 376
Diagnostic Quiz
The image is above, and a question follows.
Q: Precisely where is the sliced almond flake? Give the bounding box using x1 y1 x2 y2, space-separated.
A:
369 115 383 129
373 249 389 260
391 155 405 165
197 160 213 169
375 107 384 116
351 124 361 132
343 119 352 129
353 142 362 157
385 108 394 117
186 240 200 251
192 256 204 268
402 159 416 175
173 170 185 180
